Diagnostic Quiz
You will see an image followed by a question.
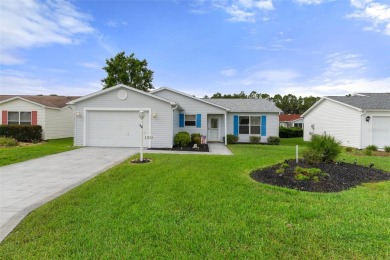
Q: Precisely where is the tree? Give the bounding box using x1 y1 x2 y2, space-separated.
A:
101 52 154 91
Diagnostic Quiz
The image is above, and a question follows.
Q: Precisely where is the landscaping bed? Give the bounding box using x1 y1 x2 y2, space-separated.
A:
251 159 390 192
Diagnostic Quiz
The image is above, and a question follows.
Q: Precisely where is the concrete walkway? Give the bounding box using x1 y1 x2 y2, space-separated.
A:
0 144 232 242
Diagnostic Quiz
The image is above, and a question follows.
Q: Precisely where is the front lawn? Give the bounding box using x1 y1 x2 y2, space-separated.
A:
1 141 389 258
0 138 75 166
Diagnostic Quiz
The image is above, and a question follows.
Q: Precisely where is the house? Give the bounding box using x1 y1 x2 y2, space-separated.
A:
302 93 390 149
67 84 282 148
0 95 80 139
279 114 303 128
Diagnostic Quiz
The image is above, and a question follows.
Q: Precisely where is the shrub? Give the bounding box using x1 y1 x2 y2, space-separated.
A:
249 136 261 144
302 150 323 165
345 147 353 152
174 131 191 147
0 125 42 142
0 136 19 147
363 149 372 156
304 134 342 163
384 146 390 153
224 134 239 144
279 126 303 138
191 133 201 145
365 145 378 151
293 166 325 182
267 136 280 145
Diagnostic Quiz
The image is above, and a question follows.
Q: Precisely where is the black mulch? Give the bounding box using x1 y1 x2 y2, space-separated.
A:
250 160 390 193
148 144 209 152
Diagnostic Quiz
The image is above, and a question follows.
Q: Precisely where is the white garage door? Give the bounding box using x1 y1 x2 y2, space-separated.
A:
86 110 149 147
372 116 390 148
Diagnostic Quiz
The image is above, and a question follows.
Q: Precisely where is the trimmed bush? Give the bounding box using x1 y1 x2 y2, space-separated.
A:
0 125 42 142
345 147 353 152
0 136 19 147
279 126 303 138
191 133 201 145
304 134 342 163
365 145 378 151
223 134 239 144
384 146 390 153
249 136 261 144
363 149 372 156
174 131 191 147
267 136 280 145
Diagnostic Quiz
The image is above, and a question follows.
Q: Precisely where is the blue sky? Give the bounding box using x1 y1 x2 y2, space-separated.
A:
1 0 389 97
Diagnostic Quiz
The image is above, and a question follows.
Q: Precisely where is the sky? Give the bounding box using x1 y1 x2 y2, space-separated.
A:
0 0 389 98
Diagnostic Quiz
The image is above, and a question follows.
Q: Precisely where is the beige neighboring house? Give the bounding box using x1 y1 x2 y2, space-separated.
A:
0 95 80 140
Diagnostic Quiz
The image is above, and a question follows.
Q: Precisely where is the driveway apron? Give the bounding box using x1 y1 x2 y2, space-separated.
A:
0 147 138 242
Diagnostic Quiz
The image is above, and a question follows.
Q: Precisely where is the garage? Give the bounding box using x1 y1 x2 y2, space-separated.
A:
372 116 390 149
86 110 149 147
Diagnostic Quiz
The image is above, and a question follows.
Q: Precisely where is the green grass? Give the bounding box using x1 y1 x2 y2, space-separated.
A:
0 138 75 166
1 139 390 258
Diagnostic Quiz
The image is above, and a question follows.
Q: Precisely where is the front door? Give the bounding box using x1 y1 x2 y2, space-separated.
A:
208 117 219 142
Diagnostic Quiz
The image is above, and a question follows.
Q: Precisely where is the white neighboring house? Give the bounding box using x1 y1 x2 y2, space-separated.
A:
0 95 80 140
67 84 282 148
302 93 390 149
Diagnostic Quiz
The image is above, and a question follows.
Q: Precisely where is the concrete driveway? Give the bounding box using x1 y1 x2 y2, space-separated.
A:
0 147 138 242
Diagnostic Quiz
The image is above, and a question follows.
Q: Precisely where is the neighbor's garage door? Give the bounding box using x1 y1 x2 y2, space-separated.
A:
86 110 149 147
372 116 390 149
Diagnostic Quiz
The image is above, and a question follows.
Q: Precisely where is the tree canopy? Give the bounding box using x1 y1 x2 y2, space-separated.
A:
101 52 154 91
205 91 320 114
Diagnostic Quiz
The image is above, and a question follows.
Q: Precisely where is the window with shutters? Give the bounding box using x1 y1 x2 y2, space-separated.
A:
239 116 260 135
8 111 32 125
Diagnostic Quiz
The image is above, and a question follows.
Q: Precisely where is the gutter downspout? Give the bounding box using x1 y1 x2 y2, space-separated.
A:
171 104 178 148
360 110 366 149
224 111 227 145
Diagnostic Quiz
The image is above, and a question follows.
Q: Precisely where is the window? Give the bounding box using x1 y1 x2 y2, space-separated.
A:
8 111 31 125
239 116 260 135
185 114 196 126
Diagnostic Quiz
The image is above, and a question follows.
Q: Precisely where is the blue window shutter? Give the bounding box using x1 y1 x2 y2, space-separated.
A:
196 114 201 128
233 115 239 136
179 114 184 127
261 115 267 136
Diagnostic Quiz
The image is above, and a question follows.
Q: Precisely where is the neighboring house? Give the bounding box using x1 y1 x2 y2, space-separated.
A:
0 95 80 140
67 84 282 148
279 114 303 128
302 93 390 149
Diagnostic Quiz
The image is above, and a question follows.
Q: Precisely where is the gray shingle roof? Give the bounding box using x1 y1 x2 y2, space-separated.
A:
205 98 282 113
327 93 390 110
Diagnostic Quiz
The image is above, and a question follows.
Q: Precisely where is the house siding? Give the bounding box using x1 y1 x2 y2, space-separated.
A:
45 107 74 139
303 99 361 148
73 87 173 148
154 89 227 138
226 113 279 143
0 99 47 138
361 111 390 149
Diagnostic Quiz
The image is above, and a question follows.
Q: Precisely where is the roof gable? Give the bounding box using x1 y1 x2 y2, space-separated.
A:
67 84 177 105
206 98 282 113
151 87 230 111
0 95 80 109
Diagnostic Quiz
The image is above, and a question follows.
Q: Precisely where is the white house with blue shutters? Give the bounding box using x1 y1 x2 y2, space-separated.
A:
68 84 282 148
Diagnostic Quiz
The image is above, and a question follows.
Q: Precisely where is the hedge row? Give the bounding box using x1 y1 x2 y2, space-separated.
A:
279 126 303 138
0 125 42 142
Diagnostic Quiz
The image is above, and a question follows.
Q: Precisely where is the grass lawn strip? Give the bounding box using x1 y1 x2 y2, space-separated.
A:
0 138 389 258
0 138 75 166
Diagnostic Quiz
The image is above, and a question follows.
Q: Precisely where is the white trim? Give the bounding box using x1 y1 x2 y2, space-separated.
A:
83 107 152 148
224 112 227 145
67 84 176 106
302 97 362 117
151 87 231 111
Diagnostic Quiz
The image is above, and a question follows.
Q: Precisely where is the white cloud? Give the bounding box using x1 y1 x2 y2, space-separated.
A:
0 0 94 65
221 69 237 76
323 52 366 79
212 0 273 23
0 70 100 96
347 0 390 36
294 0 326 4
79 62 101 69
106 20 128 27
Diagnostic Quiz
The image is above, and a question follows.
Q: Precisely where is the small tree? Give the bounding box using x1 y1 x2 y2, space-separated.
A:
101 51 154 91
304 134 342 163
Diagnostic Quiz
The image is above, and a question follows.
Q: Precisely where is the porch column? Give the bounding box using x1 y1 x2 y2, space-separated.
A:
224 112 227 145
